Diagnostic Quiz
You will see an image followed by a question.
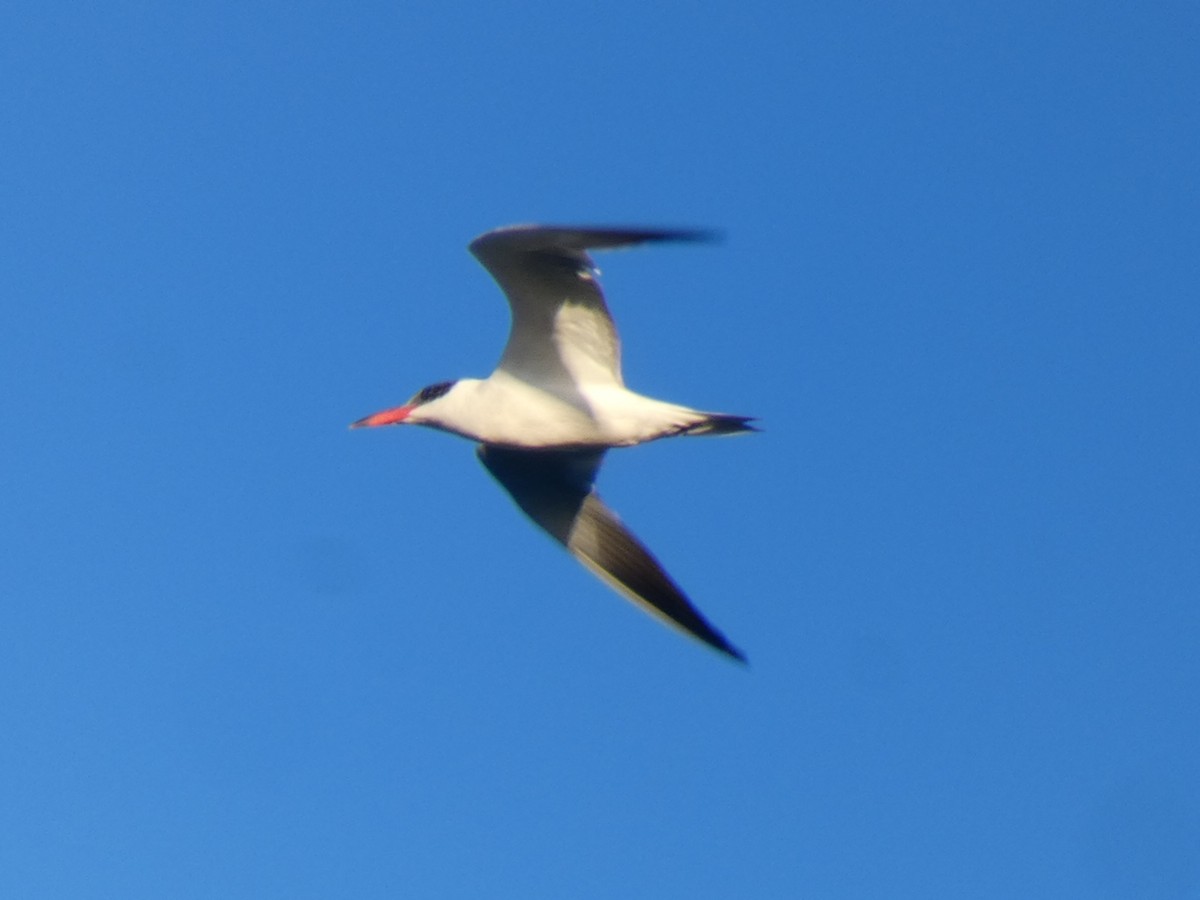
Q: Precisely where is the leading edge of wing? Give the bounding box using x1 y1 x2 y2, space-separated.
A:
477 445 746 663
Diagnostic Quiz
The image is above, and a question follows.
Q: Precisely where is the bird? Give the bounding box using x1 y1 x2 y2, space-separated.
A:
352 225 756 661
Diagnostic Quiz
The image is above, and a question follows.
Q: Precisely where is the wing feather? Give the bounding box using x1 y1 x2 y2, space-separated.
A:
468 225 712 389
477 445 745 662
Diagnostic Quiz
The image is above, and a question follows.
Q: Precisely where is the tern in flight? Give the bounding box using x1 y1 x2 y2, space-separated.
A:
353 225 755 661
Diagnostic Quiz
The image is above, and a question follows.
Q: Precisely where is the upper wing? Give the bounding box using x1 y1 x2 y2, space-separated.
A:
468 225 712 390
477 444 745 662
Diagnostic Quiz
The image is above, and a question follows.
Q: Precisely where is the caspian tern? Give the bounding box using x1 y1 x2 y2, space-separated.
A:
353 225 755 661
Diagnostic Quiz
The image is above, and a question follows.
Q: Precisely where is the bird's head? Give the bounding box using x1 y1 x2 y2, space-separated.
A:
350 380 458 429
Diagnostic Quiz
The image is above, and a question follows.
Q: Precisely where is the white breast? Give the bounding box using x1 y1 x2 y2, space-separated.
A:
416 373 708 450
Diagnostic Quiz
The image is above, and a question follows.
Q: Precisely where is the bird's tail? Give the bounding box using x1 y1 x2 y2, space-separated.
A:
680 413 759 437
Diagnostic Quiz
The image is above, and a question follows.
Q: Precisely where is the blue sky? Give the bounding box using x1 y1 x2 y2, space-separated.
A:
3 1 1198 897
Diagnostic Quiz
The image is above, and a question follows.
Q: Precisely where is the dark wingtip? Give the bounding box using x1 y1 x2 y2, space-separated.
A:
470 224 723 255
689 617 748 664
718 640 749 665
628 226 720 248
600 226 722 248
650 227 722 245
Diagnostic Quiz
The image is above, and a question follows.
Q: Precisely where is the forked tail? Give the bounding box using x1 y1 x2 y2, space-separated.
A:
680 413 759 437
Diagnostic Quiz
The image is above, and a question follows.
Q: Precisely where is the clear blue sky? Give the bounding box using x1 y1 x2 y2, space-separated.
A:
3 2 1198 897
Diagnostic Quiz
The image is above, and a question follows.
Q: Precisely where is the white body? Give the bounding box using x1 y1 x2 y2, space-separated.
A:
411 371 717 448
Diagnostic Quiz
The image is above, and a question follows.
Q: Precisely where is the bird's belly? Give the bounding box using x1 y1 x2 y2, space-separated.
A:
464 380 607 448
454 376 693 449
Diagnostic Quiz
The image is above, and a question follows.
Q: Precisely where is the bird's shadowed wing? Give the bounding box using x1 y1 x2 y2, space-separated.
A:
477 444 745 662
